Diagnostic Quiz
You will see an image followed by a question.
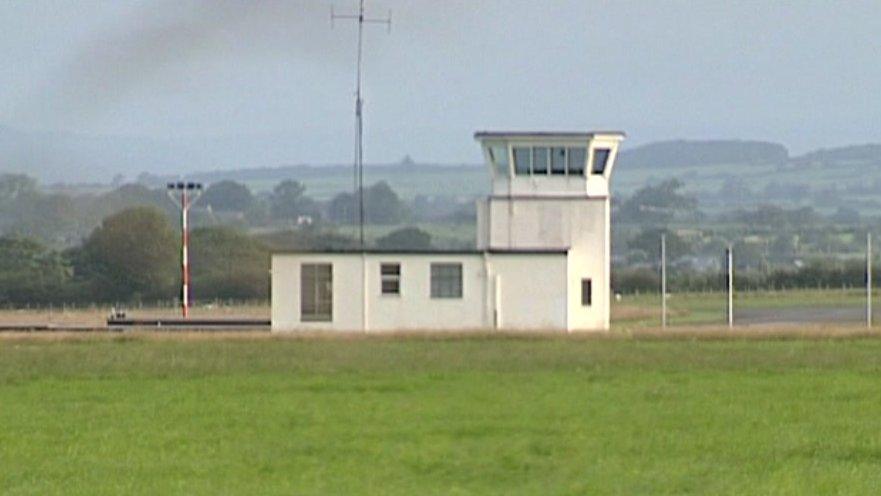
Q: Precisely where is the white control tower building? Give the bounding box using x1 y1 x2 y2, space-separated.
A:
475 131 625 330
271 130 624 332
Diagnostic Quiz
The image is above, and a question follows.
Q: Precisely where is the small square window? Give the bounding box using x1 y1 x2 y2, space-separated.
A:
581 278 592 306
380 263 401 295
431 263 463 298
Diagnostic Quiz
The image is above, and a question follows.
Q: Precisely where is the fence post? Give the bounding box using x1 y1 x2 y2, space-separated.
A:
661 233 667 329
727 245 734 329
868 232 873 328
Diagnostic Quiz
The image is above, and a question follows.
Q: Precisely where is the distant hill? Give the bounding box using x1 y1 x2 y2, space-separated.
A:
791 144 881 166
0 125 338 184
618 140 789 169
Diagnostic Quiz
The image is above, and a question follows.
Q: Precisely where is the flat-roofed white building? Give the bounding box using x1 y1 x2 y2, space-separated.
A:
271 130 624 332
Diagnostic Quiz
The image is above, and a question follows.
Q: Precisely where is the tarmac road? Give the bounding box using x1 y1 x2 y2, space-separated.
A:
734 306 874 326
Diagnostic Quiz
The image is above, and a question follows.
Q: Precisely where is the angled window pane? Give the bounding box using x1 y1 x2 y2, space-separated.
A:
551 147 566 175
489 146 509 176
567 147 586 175
513 147 531 175
532 147 549 174
592 148 611 175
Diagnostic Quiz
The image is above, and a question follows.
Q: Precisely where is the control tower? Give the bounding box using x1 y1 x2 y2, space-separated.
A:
474 131 625 330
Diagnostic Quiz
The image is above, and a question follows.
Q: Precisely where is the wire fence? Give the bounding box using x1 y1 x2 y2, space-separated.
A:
614 233 876 329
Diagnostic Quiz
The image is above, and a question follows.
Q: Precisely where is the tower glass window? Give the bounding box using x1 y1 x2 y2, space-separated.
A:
431 263 463 298
592 148 611 175
301 263 333 321
567 147 586 175
532 147 549 174
551 147 567 175
513 147 531 175
489 145 509 176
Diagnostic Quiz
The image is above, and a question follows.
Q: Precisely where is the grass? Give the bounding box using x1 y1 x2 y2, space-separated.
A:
0 304 268 327
3 333 881 494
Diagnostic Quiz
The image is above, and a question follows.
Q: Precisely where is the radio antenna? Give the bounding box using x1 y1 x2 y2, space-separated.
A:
332 0 391 248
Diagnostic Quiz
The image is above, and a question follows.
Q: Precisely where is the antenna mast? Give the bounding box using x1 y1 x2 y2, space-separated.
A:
332 0 391 248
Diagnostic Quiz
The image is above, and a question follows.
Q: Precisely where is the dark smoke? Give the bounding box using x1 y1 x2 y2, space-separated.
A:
14 0 348 126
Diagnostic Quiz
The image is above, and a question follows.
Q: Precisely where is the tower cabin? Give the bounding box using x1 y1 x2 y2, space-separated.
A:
270 130 624 332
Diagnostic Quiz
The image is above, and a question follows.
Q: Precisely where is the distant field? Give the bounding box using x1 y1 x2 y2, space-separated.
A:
3 334 881 494
228 160 881 215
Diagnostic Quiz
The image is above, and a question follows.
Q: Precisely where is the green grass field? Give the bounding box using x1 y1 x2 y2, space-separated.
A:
3 334 881 494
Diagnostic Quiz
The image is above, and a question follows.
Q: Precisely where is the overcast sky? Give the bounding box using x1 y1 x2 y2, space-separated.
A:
2 0 880 168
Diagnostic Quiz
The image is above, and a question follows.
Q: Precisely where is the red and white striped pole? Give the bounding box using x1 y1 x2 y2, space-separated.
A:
167 182 202 318
181 188 189 318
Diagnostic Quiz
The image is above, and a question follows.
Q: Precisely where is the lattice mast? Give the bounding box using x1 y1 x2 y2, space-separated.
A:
331 0 391 248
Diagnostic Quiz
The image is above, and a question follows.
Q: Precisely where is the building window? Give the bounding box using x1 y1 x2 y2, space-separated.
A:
567 147 587 175
592 148 611 175
301 263 332 321
489 145 509 176
431 263 463 298
581 278 592 306
551 147 566 175
513 147 531 175
380 263 401 295
532 146 549 174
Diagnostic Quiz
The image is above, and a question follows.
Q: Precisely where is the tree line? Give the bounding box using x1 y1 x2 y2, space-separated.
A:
614 258 878 294
0 204 439 306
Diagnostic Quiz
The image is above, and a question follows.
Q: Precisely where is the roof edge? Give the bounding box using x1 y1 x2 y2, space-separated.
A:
272 248 569 256
474 130 626 140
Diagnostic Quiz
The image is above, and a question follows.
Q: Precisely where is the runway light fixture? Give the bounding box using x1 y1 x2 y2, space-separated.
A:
167 181 204 318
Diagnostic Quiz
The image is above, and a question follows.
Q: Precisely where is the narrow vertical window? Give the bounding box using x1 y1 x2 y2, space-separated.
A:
301 263 333 321
380 263 401 295
532 147 549 174
581 278 592 306
567 147 586 175
551 147 566 175
592 148 611 175
513 147 531 175
431 263 463 298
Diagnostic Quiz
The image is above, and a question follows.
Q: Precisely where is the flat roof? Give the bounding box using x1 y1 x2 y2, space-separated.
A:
474 130 626 140
273 248 569 256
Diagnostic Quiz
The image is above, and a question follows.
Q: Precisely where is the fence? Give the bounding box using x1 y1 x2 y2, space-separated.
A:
613 233 875 329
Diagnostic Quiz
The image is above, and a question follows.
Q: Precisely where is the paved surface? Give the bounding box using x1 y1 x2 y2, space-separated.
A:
734 306 873 326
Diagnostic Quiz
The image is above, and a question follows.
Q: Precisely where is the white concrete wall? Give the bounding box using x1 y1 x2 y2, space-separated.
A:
485 197 610 331
271 252 568 332
487 254 567 330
